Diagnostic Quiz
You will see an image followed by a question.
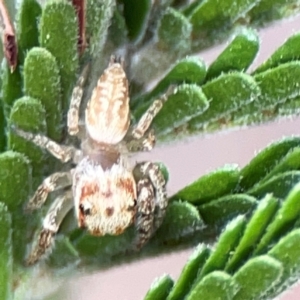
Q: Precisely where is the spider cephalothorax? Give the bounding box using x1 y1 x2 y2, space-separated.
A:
16 57 170 265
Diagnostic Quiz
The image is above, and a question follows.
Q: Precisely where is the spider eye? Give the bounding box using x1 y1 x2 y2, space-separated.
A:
128 199 137 211
79 204 91 215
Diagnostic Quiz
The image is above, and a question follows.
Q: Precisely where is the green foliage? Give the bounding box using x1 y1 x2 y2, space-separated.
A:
122 0 151 41
166 245 210 300
16 0 42 63
39 0 78 111
8 97 47 180
148 140 300 299
172 165 240 204
1 0 300 299
232 255 282 300
0 203 12 300
186 271 236 300
24 47 62 141
0 151 31 211
206 28 259 80
144 275 174 300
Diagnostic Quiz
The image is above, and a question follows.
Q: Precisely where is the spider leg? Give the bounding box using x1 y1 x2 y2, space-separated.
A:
140 162 167 230
131 86 175 141
126 129 156 152
12 126 81 163
133 162 168 248
26 171 73 211
68 63 90 136
26 190 73 266
134 177 155 249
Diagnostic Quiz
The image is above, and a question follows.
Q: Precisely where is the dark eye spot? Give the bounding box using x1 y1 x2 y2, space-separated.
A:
79 204 91 215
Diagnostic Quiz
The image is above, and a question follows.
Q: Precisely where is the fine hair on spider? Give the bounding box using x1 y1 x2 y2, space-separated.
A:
13 55 174 265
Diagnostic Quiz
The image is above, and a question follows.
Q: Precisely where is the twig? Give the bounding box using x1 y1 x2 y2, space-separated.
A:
0 0 17 72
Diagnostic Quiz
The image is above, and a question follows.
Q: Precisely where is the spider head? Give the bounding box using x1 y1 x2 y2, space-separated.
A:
74 160 137 236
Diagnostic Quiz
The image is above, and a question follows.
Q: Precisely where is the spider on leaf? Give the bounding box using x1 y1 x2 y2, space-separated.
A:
14 56 174 265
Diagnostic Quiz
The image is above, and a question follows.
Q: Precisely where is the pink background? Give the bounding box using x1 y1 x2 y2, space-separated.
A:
61 14 300 300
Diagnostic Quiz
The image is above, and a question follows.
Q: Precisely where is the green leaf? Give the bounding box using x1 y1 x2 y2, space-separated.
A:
239 137 300 191
190 0 256 36
186 271 235 300
232 255 283 300
254 32 300 74
144 275 174 300
16 0 42 62
1 62 22 117
196 215 245 280
0 151 31 210
247 0 298 24
24 47 62 141
86 0 115 55
225 194 279 273
278 95 300 116
268 229 300 285
73 227 135 261
166 244 210 300
108 9 128 47
188 72 260 130
0 101 5 152
233 61 300 125
258 147 300 184
135 56 206 106
157 8 192 53
40 0 78 112
206 28 259 80
122 0 151 41
254 182 300 254
149 84 209 137
8 97 47 180
198 194 256 228
48 236 80 268
172 164 240 205
248 171 300 199
0 203 12 300
154 201 205 243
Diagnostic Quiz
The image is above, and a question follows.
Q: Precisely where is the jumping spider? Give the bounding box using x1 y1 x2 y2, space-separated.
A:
16 56 171 265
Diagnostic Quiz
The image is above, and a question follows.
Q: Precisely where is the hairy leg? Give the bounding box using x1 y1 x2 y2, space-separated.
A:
68 63 90 136
26 190 73 265
133 162 168 248
140 162 167 230
12 126 81 163
126 129 156 152
131 86 175 140
134 177 155 249
26 171 73 211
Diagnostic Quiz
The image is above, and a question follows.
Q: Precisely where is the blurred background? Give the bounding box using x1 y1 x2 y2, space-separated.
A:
63 14 300 300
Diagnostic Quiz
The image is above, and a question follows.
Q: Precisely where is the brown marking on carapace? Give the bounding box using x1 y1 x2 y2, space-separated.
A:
114 226 125 235
80 182 99 199
89 227 106 236
105 207 114 217
116 177 136 197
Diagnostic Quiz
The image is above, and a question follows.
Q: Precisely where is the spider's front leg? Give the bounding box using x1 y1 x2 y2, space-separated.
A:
26 190 73 265
127 86 175 152
67 63 90 136
133 162 168 249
